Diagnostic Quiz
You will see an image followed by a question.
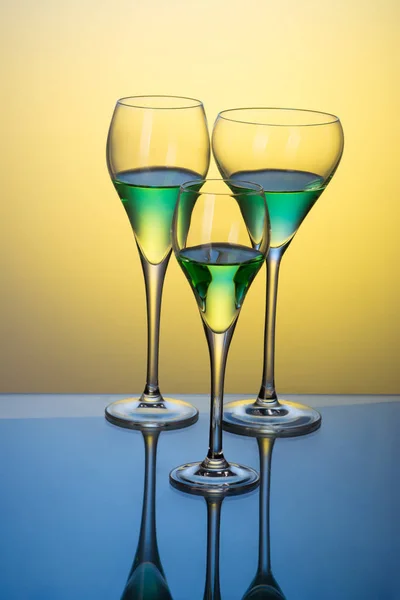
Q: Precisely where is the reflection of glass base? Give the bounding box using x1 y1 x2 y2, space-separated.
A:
222 399 321 438
243 583 286 599
169 461 259 496
105 397 199 431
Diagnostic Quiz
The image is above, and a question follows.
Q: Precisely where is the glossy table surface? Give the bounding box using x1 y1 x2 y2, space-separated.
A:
1 394 399 600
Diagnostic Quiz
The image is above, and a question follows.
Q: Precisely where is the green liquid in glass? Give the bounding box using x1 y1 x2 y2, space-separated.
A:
231 170 325 248
178 243 264 333
114 167 201 264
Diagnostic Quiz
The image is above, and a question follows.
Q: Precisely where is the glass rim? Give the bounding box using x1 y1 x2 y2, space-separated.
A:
180 178 265 196
116 94 203 110
217 107 340 127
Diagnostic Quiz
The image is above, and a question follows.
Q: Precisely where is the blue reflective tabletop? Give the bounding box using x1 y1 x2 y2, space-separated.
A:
0 395 399 600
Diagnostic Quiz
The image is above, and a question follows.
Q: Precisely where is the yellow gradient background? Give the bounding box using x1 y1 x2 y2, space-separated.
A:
1 0 399 394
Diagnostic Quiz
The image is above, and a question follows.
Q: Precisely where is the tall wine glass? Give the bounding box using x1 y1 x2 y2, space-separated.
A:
105 96 210 429
169 179 270 494
212 108 344 436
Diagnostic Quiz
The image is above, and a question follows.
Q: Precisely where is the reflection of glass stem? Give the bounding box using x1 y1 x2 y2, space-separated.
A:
204 495 223 600
133 431 162 568
257 247 285 407
139 253 170 404
121 430 172 600
242 437 285 599
257 437 274 579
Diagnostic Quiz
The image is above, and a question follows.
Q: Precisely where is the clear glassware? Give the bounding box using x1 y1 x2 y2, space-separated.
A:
105 95 210 429
169 179 270 494
212 108 344 437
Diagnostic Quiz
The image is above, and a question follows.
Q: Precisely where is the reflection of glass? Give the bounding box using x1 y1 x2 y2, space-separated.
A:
174 485 238 599
105 95 210 429
170 179 270 495
120 430 173 600
203 493 224 600
213 108 344 437
241 438 285 600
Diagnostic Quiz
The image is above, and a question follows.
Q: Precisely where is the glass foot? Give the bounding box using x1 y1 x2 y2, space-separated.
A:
169 460 259 496
105 397 199 431
222 399 321 438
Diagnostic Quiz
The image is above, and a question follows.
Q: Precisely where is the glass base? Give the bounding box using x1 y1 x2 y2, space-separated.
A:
105 397 199 431
169 461 259 496
222 399 321 438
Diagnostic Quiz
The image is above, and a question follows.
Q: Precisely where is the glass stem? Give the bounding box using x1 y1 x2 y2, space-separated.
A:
203 496 223 600
257 247 285 406
131 430 163 574
202 325 235 469
139 251 171 402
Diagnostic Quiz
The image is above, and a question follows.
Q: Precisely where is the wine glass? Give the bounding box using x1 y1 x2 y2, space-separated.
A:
169 179 270 494
105 95 210 429
212 108 344 437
